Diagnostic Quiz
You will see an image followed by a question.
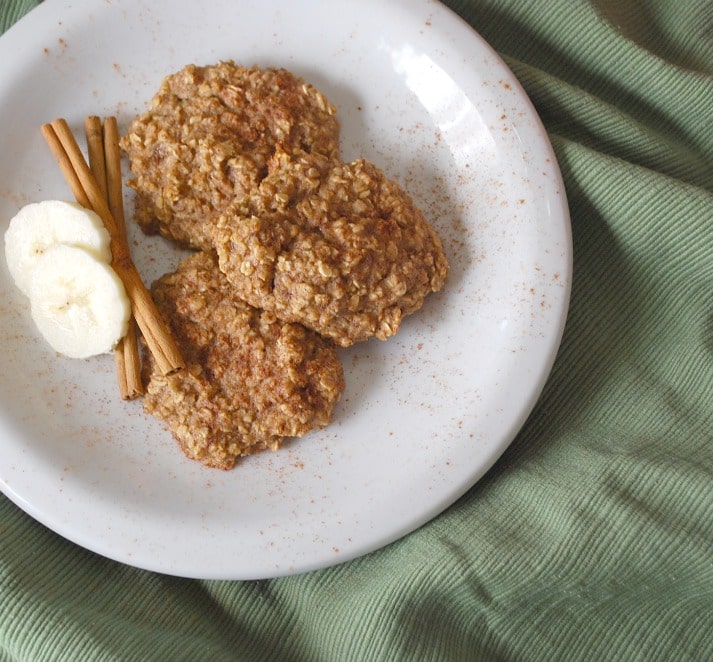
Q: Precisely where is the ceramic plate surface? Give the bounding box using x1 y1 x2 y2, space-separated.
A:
0 0 571 579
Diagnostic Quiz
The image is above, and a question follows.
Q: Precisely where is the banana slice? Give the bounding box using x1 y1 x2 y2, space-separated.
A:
4 200 111 296
28 244 130 359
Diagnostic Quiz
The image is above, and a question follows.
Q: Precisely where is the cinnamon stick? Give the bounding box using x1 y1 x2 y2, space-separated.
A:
102 117 143 398
85 116 108 200
85 115 143 399
41 118 184 376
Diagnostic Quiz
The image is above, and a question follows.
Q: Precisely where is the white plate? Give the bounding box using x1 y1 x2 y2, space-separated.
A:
0 0 571 579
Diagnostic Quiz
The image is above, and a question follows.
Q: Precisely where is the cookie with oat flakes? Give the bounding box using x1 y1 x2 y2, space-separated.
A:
210 149 449 347
121 61 340 251
143 250 344 470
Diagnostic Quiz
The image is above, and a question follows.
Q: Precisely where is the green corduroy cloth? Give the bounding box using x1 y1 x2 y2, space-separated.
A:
1 1 712 660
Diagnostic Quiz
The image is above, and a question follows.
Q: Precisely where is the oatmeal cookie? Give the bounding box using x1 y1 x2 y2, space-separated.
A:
211 149 449 346
120 61 340 250
143 250 344 470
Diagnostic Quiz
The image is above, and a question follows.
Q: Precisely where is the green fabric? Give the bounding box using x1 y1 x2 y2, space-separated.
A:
0 0 38 29
2 0 712 660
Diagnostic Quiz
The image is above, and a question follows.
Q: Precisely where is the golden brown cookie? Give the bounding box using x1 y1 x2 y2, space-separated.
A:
142 251 344 469
121 61 340 250
211 149 449 346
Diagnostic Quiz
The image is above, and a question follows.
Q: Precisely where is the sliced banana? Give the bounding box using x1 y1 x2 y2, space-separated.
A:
28 244 130 359
4 200 111 296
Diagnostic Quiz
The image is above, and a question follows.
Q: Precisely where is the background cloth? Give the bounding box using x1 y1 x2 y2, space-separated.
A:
1 0 712 660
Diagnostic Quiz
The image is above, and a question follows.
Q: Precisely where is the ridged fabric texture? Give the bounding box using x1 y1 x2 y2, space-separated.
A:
1 1 712 660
